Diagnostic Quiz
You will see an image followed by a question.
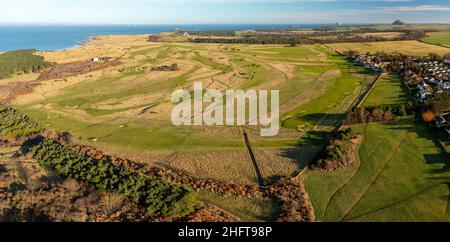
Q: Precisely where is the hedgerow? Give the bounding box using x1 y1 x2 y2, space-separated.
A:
31 138 197 217
0 106 42 137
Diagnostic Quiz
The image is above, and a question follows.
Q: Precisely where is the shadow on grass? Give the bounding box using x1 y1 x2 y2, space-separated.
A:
283 113 344 129
0 207 53 222
381 116 450 214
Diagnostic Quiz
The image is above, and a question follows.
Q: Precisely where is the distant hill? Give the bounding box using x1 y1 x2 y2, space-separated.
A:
392 19 406 25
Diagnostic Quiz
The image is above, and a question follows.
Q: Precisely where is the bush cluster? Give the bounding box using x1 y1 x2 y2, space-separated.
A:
31 138 197 217
343 103 413 125
322 128 355 162
0 106 42 137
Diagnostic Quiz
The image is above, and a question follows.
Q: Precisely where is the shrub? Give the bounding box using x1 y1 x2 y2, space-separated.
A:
422 111 435 123
343 103 414 125
31 138 197 217
313 128 358 170
0 106 42 137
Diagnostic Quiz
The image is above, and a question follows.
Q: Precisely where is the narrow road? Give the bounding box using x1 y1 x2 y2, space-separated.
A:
242 129 264 186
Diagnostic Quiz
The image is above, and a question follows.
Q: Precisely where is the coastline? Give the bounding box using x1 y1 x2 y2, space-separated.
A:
0 24 309 52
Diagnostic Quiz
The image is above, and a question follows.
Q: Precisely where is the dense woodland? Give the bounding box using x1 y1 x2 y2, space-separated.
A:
0 50 54 79
179 30 236 37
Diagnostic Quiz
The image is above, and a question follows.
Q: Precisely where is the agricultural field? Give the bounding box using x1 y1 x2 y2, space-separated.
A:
327 40 450 56
304 117 450 222
361 74 410 107
422 32 450 47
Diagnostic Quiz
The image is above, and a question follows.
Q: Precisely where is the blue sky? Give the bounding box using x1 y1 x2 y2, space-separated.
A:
1 0 450 24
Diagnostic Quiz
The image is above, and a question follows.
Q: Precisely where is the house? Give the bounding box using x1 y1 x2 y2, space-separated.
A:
441 82 450 90
91 57 115 62
445 125 450 139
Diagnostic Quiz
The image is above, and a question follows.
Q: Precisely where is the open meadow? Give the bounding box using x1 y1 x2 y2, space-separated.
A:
304 117 450 222
361 74 411 107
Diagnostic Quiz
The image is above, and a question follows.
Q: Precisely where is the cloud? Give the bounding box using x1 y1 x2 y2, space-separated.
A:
384 5 450 11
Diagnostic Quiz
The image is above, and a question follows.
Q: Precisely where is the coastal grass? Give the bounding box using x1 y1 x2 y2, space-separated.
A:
196 190 280 222
13 41 373 185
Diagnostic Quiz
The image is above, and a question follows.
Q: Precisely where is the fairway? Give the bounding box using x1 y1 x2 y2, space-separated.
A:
328 41 450 56
362 74 410 107
303 117 450 222
11 36 377 186
423 32 450 47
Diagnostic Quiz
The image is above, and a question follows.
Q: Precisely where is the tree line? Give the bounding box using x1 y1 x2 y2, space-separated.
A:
188 29 427 45
0 50 54 79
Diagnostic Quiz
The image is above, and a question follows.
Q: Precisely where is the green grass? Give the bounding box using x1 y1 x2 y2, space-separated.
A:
39 66 199 113
16 107 244 151
423 32 450 47
196 190 280 222
302 166 358 219
303 117 450 222
362 74 411 107
278 65 334 105
282 63 363 129
193 52 233 73
232 58 276 90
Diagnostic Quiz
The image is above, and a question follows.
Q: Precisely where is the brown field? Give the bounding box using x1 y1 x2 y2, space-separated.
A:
327 40 450 56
